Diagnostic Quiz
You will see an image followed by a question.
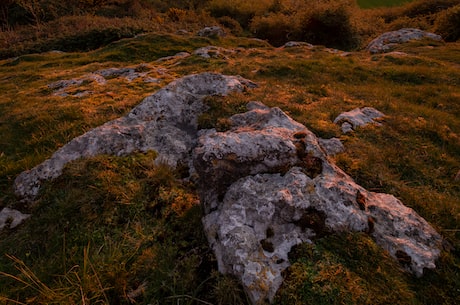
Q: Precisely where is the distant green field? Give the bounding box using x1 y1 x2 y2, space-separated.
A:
357 0 413 8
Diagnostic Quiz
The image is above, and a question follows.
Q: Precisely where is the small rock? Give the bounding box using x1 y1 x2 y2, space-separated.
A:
197 26 225 38
0 208 31 230
193 46 234 59
334 107 385 133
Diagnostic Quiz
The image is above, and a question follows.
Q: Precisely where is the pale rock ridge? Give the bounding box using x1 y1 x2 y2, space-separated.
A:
14 73 257 202
367 28 442 54
194 102 442 304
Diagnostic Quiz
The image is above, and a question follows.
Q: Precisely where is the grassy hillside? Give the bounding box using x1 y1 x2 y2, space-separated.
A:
0 29 459 304
0 1 460 304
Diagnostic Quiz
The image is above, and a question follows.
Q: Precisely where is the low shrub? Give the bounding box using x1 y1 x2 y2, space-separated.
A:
218 16 244 36
166 7 187 22
207 0 273 28
250 12 300 47
299 0 360 50
435 4 460 41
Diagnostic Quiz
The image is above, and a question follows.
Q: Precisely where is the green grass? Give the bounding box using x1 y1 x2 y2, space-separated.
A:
0 23 459 305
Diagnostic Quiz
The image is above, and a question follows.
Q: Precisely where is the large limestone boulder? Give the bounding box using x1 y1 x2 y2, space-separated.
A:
14 73 257 202
194 102 442 304
367 28 442 54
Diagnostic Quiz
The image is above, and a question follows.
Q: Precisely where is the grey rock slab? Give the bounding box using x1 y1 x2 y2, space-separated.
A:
14 73 257 202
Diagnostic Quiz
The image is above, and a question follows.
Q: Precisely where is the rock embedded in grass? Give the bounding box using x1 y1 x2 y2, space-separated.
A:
334 107 385 133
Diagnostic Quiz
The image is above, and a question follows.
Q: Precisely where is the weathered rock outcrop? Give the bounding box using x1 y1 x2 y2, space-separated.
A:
14 73 443 305
367 28 443 54
14 73 256 202
334 107 385 133
194 102 442 304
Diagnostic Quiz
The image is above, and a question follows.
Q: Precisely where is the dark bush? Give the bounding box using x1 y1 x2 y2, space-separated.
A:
207 0 272 29
299 0 359 50
218 16 244 36
250 0 360 50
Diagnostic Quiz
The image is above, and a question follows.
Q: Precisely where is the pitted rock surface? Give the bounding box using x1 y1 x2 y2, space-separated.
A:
366 28 442 54
194 102 442 304
14 73 257 202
